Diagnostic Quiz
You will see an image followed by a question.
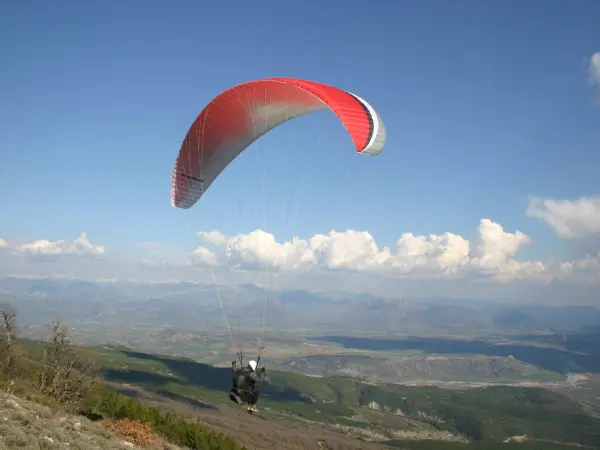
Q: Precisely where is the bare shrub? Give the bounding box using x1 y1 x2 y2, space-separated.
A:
36 317 97 411
0 303 20 394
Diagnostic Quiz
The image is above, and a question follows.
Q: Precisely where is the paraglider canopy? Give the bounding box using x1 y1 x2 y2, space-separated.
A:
170 77 386 209
169 77 387 396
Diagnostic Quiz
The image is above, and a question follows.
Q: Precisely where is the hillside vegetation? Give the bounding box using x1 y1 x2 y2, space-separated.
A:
85 345 600 448
1 303 600 449
0 392 184 449
0 304 245 449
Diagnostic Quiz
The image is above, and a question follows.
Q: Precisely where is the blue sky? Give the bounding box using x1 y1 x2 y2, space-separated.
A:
1 1 599 298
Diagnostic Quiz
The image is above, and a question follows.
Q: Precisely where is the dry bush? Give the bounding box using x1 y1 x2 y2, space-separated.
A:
0 303 20 394
104 418 158 447
36 318 98 411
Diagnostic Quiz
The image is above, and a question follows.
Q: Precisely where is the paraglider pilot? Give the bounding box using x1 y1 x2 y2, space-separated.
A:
229 358 266 413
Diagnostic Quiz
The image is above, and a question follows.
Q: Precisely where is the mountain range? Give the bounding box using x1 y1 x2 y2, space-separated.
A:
1 276 599 336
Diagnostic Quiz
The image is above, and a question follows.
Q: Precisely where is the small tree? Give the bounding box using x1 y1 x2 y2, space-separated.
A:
37 317 97 410
0 303 20 393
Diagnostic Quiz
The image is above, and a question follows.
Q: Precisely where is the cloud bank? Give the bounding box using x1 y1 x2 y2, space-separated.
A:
526 196 600 239
192 219 549 283
1 233 104 259
1 197 600 299
590 52 600 100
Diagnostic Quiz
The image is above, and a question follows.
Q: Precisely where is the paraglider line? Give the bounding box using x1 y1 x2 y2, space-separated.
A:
196 105 238 356
244 85 271 356
260 264 269 340
210 269 236 351
258 87 271 347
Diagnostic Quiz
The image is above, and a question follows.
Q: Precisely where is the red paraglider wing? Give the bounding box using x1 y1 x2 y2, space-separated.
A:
171 77 386 209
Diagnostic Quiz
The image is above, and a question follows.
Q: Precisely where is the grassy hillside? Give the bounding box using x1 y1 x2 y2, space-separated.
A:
56 342 600 449
0 310 246 450
0 393 183 449
3 318 600 449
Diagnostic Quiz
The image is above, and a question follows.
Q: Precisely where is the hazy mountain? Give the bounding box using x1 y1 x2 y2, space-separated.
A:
491 308 542 330
518 305 600 331
1 276 599 335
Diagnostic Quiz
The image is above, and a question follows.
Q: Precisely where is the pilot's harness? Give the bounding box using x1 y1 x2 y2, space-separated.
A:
232 350 262 394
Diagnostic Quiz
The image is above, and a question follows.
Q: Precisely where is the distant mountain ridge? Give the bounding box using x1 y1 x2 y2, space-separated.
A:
1 276 599 334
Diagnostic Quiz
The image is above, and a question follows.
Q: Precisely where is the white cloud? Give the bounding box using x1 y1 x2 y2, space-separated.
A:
471 219 529 263
194 219 552 283
467 219 547 282
391 231 469 275
197 231 227 245
189 246 219 267
312 230 390 271
4 212 600 300
589 52 600 94
14 232 104 259
0 239 8 249
557 251 600 284
526 196 600 239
